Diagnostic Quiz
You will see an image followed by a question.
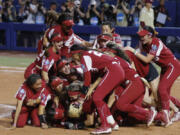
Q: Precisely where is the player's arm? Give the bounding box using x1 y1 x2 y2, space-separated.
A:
74 34 92 47
38 90 51 129
54 96 59 108
81 41 93 47
42 71 49 83
85 77 102 100
124 46 154 63
11 99 23 129
38 105 48 129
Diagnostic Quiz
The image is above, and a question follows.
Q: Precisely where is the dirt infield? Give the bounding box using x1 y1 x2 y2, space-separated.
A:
0 65 180 135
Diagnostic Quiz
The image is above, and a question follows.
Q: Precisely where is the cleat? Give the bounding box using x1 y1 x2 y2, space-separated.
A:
161 110 171 127
91 125 112 134
147 109 157 127
111 122 119 131
171 111 180 122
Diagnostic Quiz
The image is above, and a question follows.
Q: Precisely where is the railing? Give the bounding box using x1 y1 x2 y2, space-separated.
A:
0 23 180 57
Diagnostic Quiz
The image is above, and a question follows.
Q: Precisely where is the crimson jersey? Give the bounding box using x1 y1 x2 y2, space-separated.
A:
46 25 84 58
115 56 139 81
125 50 149 78
42 47 61 72
80 50 119 86
141 37 178 68
15 82 51 106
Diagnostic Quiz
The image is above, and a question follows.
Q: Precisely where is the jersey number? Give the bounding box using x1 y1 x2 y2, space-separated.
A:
88 51 102 57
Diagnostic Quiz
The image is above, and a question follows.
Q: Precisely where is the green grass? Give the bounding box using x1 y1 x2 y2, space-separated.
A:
0 56 34 67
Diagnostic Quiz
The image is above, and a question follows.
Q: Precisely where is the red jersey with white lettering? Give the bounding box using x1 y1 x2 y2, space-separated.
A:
141 37 178 68
125 50 149 78
115 56 139 81
15 82 51 106
45 25 84 58
80 50 118 86
42 47 61 72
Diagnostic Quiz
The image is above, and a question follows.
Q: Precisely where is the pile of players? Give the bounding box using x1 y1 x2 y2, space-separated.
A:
10 13 180 135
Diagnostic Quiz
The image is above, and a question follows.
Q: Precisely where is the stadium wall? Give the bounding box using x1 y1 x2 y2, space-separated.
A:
0 23 180 58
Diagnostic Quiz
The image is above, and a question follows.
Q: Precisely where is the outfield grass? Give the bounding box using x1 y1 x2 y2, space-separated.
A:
0 56 34 67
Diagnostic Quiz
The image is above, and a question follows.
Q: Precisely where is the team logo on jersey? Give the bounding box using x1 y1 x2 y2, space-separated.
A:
44 60 50 65
152 45 158 52
18 89 25 98
81 64 87 72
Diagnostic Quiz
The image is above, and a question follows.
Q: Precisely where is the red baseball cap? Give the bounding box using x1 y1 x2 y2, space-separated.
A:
51 35 63 42
50 77 63 89
137 29 152 37
145 0 153 3
97 34 113 42
61 20 74 26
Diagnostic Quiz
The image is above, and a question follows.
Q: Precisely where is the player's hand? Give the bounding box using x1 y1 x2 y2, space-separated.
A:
124 46 135 53
27 99 36 106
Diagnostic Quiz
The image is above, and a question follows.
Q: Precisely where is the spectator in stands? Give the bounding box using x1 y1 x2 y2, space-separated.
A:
49 1 57 12
139 0 154 30
17 1 29 22
23 0 38 24
129 0 143 26
73 0 85 25
60 2 66 13
35 0 46 24
115 0 130 27
2 0 16 22
18 0 29 5
100 3 116 26
61 0 74 17
154 0 171 27
86 0 101 25
0 0 3 22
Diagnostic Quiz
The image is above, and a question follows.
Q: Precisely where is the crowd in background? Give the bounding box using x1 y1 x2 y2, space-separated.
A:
0 0 171 27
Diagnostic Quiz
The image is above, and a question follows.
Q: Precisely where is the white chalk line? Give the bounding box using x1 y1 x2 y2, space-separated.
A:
0 66 26 70
0 70 24 73
0 104 16 118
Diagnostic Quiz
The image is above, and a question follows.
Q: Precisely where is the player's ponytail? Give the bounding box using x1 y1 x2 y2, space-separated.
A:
107 42 131 64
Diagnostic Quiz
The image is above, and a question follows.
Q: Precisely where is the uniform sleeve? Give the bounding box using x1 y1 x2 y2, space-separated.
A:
73 34 84 45
45 27 54 41
42 57 55 72
92 38 98 49
40 89 51 106
15 87 26 101
81 56 92 87
149 40 162 56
